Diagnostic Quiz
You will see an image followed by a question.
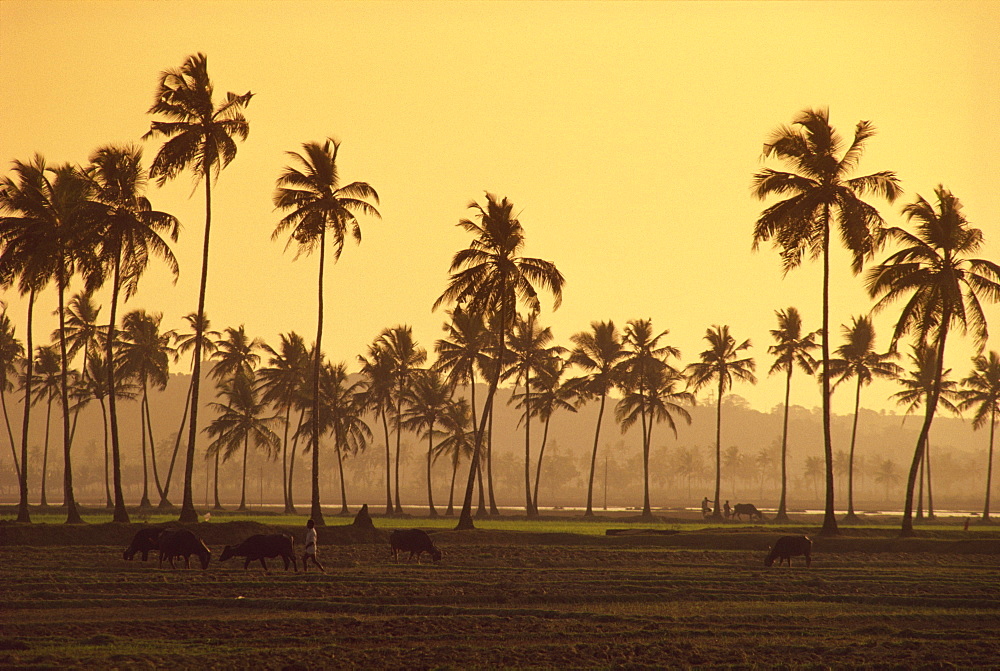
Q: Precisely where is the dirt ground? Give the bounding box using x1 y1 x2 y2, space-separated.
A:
2 521 999 669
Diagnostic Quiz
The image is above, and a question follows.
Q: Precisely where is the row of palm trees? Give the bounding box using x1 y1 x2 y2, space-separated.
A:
1 49 998 535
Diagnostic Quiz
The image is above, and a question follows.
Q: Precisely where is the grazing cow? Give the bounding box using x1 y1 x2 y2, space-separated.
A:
157 529 211 569
123 527 167 562
732 503 765 521
390 529 442 564
220 534 298 572
765 535 812 567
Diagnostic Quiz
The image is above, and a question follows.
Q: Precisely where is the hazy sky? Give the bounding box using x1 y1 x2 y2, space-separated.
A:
1 0 998 415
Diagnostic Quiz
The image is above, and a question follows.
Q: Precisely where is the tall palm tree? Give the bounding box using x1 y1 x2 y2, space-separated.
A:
205 370 280 512
867 186 1000 535
273 138 379 525
117 309 174 508
433 193 564 529
890 344 960 523
524 357 578 513
767 307 819 522
686 325 756 520
958 352 1000 521
29 345 62 508
259 332 310 513
504 311 566 516
358 340 397 515
0 307 24 482
400 368 452 517
569 320 627 517
434 398 475 516
85 143 179 520
828 315 901 522
144 52 252 523
81 352 137 509
752 108 901 536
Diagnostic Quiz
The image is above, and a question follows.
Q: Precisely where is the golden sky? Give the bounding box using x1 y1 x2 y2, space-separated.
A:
1 0 998 415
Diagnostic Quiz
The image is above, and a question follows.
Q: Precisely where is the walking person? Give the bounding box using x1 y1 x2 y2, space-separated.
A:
302 518 325 572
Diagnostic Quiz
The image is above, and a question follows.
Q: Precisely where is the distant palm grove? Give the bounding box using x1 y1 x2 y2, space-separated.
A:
3 54 999 536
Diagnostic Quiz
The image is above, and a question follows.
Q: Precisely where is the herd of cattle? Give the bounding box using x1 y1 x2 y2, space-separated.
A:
122 527 812 571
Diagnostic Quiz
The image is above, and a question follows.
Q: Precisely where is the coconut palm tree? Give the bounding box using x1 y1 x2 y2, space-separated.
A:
81 352 137 509
400 368 453 517
890 344 960 522
144 52 252 524
767 307 819 522
504 311 566 516
686 325 756 519
827 316 901 522
569 320 627 517
867 185 1000 535
85 143 179 520
205 370 280 512
524 358 579 513
752 108 902 536
958 352 1000 521
434 398 475 516
259 332 310 513
59 291 104 372
433 193 565 530
272 138 379 525
358 340 396 515
28 345 61 508
0 307 24 482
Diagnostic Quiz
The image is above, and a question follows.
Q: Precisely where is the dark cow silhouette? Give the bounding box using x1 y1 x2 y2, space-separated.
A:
123 527 168 561
732 503 765 521
390 529 442 564
157 529 211 569
765 535 812 567
220 534 298 572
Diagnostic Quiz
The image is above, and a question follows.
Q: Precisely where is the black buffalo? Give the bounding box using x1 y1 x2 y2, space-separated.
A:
220 534 298 572
157 529 212 569
390 529 442 564
765 535 812 567
732 503 765 521
123 527 167 562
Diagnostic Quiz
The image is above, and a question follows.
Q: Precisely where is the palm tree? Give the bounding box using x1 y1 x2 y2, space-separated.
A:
401 368 453 517
827 315 901 522
272 138 379 525
117 309 174 508
686 325 756 520
767 307 819 522
569 320 627 517
890 344 960 522
958 352 1000 521
0 307 24 483
81 352 137 509
29 345 61 508
752 108 902 535
434 193 565 530
85 143 179 521
504 311 566 516
867 185 1000 535
205 370 280 512
525 358 579 513
434 398 475 516
59 291 104 372
259 332 310 513
144 52 252 524
358 340 397 515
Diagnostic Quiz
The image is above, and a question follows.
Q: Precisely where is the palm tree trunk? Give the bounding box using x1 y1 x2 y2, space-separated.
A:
446 451 458 516
144 380 166 504
487 406 498 516
638 380 651 520
99 397 112 508
179 166 214 524
916 443 925 519
584 392 608 517
393 394 403 515
776 368 792 522
381 408 392 515
336 437 349 515
471 379 487 518
213 450 223 510
533 414 553 513
161 378 193 508
16 290 34 523
819 207 838 536
845 379 863 522
40 398 52 507
426 427 437 516
287 407 304 514
56 266 82 524
642 409 653 519
523 376 534 516
139 394 151 508
713 380 723 519
925 438 935 519
239 436 248 511
280 401 291 512
310 228 326 526
2 385 20 483
983 406 995 521
107 258 129 523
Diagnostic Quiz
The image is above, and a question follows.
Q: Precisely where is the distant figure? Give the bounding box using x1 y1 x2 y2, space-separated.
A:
303 519 325 572
723 500 731 520
964 517 971 532
701 497 711 518
204 512 211 523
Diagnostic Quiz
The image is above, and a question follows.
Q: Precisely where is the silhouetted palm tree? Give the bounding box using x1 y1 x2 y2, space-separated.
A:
206 370 280 512
524 357 578 513
0 307 24 483
828 316 900 522
767 307 819 522
569 320 627 516
358 340 397 514
868 186 1000 535
260 332 310 513
434 398 475 516
958 351 1000 521
401 368 453 517
145 52 252 524
753 108 901 535
686 325 756 519
28 345 62 507
86 143 179 520
272 138 379 524
434 193 564 529
81 352 137 509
